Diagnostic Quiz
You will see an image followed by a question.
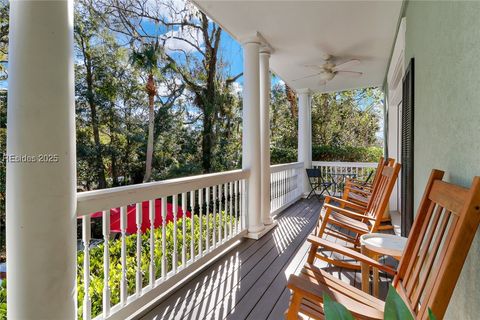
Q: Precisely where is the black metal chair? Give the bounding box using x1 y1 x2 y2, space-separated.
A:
306 168 333 199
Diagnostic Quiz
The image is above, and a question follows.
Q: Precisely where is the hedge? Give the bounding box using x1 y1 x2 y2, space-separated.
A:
0 212 236 320
312 145 383 162
271 145 383 164
270 146 297 164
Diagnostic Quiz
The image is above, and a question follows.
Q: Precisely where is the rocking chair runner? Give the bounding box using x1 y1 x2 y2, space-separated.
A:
286 169 480 320
312 163 401 269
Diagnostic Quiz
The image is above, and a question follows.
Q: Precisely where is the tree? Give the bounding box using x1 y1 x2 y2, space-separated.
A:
0 0 7 81
99 0 242 173
131 42 164 182
270 81 298 163
75 2 108 188
0 0 8 260
311 88 383 147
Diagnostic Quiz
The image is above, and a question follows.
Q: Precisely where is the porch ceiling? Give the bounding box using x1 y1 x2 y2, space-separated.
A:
192 0 403 93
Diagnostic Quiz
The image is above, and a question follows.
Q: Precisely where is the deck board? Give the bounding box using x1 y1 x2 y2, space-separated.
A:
138 198 393 320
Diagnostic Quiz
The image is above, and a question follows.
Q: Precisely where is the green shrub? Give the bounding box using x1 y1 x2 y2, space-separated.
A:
270 146 297 165
271 145 383 164
0 280 5 319
312 145 383 162
0 213 236 320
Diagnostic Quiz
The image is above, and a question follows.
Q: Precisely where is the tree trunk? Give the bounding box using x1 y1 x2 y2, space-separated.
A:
84 49 107 189
202 112 213 173
143 74 156 182
111 144 119 187
109 103 119 187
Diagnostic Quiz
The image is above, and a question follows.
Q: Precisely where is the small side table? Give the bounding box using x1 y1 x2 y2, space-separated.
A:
360 233 407 297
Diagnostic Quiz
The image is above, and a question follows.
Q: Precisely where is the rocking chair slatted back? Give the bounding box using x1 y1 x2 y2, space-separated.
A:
343 158 396 208
369 157 395 192
364 164 401 230
393 170 480 319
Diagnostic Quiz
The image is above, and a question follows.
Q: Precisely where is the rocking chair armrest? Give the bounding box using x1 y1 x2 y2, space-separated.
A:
324 196 367 212
347 181 374 192
323 203 374 221
287 274 326 304
307 235 397 276
345 186 373 196
347 178 373 187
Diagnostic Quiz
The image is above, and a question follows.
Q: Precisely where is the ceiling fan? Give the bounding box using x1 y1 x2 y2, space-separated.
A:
292 55 363 84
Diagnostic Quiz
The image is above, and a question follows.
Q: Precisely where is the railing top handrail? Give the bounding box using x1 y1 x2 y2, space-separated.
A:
312 161 377 167
77 169 249 217
270 161 304 173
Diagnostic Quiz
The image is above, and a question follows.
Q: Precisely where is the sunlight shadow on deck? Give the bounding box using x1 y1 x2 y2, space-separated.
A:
140 199 324 320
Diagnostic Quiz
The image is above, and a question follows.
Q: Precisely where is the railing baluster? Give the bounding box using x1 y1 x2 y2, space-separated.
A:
223 183 228 241
189 190 195 263
218 183 223 243
276 172 279 210
235 181 239 234
198 189 203 256
241 179 246 230
102 210 111 317
182 192 187 268
212 185 217 248
161 197 167 279
287 169 292 203
172 194 178 274
149 199 155 287
136 203 142 297
206 186 210 252
82 215 91 320
277 172 280 209
276 172 279 211
334 165 338 195
272 174 275 212
120 206 127 306
229 181 233 238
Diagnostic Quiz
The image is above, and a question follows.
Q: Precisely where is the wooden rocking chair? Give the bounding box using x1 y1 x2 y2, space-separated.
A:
312 163 401 269
286 169 480 319
343 157 395 208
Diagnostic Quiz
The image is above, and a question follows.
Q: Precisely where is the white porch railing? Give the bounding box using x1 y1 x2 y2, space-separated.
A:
270 162 304 216
76 169 249 320
312 161 377 196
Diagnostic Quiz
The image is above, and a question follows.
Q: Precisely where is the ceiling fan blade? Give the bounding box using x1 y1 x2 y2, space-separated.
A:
292 73 322 82
336 70 363 77
304 64 323 69
332 59 360 72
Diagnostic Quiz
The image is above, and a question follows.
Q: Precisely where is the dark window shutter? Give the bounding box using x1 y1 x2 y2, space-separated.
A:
401 58 414 237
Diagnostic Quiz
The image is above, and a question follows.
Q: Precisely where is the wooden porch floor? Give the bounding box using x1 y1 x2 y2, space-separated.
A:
138 198 392 320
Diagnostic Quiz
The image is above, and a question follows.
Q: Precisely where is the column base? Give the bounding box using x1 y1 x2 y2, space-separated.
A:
245 221 278 240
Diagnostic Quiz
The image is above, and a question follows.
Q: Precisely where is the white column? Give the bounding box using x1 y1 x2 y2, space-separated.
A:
6 1 76 319
297 89 312 196
242 38 265 238
260 48 272 225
